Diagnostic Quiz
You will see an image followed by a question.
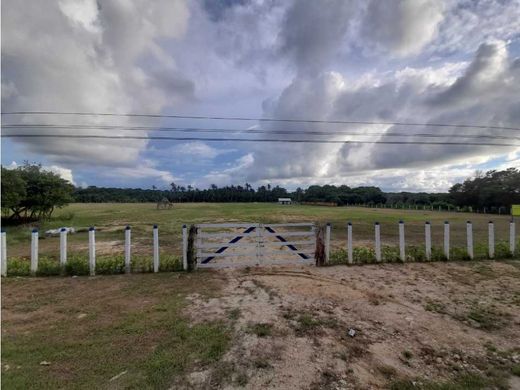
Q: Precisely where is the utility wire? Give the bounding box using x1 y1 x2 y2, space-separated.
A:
2 111 519 131
1 133 516 147
2 124 519 141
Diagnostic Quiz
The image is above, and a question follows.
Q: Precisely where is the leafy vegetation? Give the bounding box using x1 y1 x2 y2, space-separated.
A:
1 163 73 221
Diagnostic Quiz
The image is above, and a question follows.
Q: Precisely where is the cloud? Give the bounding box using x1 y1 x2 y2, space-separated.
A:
204 40 519 189
361 0 445 56
1 0 193 168
278 0 355 74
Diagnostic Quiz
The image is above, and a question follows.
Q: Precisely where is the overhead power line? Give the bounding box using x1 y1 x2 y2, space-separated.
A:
2 111 519 131
1 133 516 147
2 124 519 141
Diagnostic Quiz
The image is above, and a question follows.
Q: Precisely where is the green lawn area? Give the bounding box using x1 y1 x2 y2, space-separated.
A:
2 202 517 260
1 272 230 389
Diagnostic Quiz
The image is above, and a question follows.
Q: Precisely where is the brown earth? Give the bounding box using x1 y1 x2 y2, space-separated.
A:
185 261 520 389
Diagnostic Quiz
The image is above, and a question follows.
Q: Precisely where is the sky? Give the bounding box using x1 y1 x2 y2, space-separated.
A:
1 0 520 192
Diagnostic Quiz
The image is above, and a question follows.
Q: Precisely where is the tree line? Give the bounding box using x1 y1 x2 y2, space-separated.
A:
2 163 519 222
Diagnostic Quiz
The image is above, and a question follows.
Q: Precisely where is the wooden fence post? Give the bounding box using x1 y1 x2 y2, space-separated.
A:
60 228 67 266
425 222 431 261
466 221 473 260
444 221 450 260
510 220 516 256
375 222 381 262
347 222 353 264
125 225 131 273
1 231 6 277
153 225 159 272
31 228 38 275
89 227 96 276
488 221 494 259
399 220 405 261
325 223 331 264
182 224 188 271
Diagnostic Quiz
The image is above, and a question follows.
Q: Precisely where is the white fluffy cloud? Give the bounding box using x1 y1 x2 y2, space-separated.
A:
2 0 519 191
2 0 192 167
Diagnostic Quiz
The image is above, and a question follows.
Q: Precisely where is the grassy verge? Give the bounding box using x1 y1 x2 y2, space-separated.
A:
1 272 230 389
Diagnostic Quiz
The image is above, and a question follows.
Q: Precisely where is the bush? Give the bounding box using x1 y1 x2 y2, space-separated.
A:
329 249 348 265
353 247 376 263
495 241 513 259
159 255 183 272
65 255 89 276
382 246 400 262
450 247 471 261
131 256 153 273
407 246 426 262
7 258 30 276
96 255 125 275
37 257 62 276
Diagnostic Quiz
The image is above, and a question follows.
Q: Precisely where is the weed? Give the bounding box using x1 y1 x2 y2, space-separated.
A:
248 322 273 337
7 258 30 276
512 364 520 376
96 255 125 274
228 308 241 320
64 254 89 276
424 298 446 314
36 257 62 276
402 350 413 360
460 303 512 330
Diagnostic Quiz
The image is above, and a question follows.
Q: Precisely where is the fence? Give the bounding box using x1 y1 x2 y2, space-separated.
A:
0 225 188 277
194 222 316 268
0 220 517 276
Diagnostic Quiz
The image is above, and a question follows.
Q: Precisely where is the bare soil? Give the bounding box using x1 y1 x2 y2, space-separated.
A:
186 261 520 389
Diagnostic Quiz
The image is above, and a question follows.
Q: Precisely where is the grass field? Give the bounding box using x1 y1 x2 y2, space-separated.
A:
3 203 517 262
2 262 520 389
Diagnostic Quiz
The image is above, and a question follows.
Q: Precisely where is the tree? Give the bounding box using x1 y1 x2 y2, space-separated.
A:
1 163 74 220
1 167 26 217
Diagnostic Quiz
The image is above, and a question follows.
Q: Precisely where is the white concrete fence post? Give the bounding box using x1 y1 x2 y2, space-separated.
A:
325 223 331 264
510 220 516 256
153 225 159 272
347 222 353 264
488 221 494 259
425 222 431 261
399 220 405 261
466 221 474 260
444 221 450 260
1 231 7 277
182 224 188 271
375 222 381 262
60 228 67 266
125 225 131 274
89 227 96 276
31 228 38 274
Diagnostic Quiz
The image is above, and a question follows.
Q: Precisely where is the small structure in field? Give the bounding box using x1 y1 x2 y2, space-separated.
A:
278 198 292 205
156 198 173 210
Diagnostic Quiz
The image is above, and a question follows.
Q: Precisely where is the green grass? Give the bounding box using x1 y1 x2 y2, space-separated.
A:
1 273 231 389
3 203 518 262
389 372 509 389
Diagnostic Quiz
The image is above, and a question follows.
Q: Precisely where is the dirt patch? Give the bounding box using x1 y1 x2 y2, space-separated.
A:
185 261 520 389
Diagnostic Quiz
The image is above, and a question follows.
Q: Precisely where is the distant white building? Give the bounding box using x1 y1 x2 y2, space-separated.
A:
278 198 292 205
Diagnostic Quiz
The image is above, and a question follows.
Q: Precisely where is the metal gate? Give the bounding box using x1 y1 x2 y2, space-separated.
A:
195 223 316 268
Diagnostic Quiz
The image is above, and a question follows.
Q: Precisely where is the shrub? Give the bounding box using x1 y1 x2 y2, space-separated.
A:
329 249 348 265
407 246 426 262
96 255 125 275
382 246 400 262
36 257 62 276
450 247 471 261
353 247 376 263
7 258 30 276
159 255 183 272
131 255 153 273
65 255 89 276
495 241 513 259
